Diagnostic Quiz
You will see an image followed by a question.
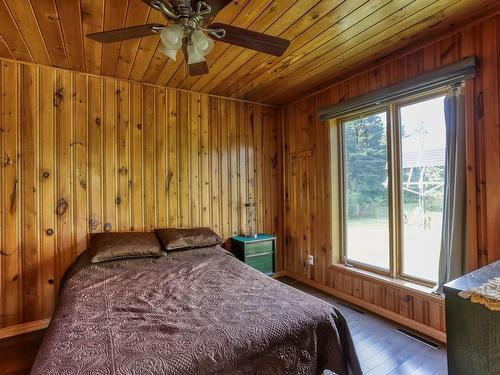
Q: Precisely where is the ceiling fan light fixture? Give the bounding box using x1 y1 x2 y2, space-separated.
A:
187 43 206 65
86 1 291 76
191 30 214 56
159 42 178 61
160 24 183 50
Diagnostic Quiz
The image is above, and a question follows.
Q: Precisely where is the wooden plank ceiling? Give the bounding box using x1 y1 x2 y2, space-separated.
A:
0 0 499 105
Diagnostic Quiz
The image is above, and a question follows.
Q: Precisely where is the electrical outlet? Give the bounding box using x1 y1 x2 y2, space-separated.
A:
307 255 314 266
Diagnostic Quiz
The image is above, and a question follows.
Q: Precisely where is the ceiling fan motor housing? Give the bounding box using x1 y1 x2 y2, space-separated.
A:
175 0 194 21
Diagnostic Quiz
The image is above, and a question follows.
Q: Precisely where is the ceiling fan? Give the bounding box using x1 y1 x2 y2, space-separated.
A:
87 0 291 76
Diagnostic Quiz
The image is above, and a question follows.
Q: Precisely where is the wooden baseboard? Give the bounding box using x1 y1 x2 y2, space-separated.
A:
285 271 447 344
0 319 50 340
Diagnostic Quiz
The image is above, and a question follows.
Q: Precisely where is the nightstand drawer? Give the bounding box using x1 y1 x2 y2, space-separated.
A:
231 235 276 276
246 253 273 275
245 241 274 256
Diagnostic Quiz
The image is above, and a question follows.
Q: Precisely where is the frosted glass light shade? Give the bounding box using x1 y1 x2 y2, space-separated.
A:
191 30 214 56
160 24 183 50
159 43 178 61
187 44 206 64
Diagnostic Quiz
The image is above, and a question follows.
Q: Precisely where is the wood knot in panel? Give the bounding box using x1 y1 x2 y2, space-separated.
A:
56 199 68 216
53 88 64 107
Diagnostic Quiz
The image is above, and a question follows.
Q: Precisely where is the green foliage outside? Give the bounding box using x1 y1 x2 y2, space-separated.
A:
344 113 445 220
344 114 388 219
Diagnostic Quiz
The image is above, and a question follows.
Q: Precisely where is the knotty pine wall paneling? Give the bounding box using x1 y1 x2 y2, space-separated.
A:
283 15 500 340
2 0 500 104
0 59 283 330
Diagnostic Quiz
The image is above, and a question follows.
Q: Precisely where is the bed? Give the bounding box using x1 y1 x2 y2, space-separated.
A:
32 239 361 374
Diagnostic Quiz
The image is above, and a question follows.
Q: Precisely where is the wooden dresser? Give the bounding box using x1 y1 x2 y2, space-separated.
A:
443 260 499 375
231 235 276 276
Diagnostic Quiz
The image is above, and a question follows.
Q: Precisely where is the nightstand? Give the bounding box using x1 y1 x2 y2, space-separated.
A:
231 235 276 275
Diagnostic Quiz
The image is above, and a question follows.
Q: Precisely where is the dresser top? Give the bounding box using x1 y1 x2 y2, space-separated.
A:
231 234 276 243
443 260 500 296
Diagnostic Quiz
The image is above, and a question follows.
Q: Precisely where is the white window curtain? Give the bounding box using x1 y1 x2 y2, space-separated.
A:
436 83 467 292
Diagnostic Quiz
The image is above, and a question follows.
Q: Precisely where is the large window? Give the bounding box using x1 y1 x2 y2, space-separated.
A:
342 111 390 271
339 92 447 285
399 96 446 283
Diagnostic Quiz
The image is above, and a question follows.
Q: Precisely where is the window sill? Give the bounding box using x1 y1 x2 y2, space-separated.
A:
329 263 444 303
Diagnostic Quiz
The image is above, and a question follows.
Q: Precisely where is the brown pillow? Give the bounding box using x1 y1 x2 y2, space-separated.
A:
155 227 224 251
89 232 163 263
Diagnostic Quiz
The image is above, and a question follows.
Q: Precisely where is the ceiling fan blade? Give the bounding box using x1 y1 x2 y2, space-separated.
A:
192 0 232 17
209 23 290 57
182 46 210 76
189 61 210 75
86 24 164 43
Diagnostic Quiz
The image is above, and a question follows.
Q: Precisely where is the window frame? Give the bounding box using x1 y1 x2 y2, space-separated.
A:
338 106 395 278
337 88 448 287
393 89 448 286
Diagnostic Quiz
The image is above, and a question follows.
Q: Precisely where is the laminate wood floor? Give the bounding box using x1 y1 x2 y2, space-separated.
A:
0 278 447 375
0 330 45 375
277 277 448 375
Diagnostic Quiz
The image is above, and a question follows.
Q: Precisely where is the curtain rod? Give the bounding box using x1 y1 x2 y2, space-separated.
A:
319 56 478 121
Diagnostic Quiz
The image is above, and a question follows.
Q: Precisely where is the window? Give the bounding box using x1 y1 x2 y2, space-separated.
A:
399 96 446 283
342 111 390 271
338 92 448 286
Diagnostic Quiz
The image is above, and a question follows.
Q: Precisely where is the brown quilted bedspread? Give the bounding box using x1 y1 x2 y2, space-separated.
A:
32 246 361 375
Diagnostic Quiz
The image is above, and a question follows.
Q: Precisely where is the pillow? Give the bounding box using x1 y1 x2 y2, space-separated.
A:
155 227 224 251
89 232 163 263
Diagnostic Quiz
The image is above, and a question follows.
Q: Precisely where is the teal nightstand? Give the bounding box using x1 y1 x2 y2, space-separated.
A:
231 235 276 275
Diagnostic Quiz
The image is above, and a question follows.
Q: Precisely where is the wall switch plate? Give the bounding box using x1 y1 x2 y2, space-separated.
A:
307 255 314 266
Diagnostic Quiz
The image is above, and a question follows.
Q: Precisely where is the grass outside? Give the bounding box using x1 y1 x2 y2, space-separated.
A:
346 212 442 283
